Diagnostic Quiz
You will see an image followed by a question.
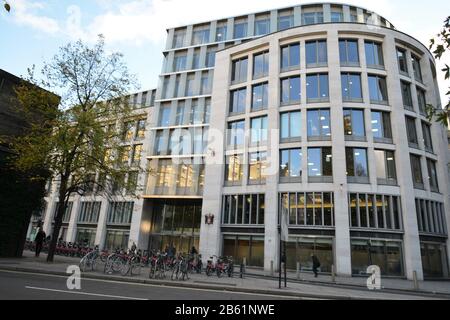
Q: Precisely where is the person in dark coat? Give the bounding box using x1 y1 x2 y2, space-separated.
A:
34 228 46 257
311 254 321 278
190 246 198 255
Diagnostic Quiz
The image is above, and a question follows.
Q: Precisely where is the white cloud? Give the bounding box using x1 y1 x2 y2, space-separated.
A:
10 0 60 34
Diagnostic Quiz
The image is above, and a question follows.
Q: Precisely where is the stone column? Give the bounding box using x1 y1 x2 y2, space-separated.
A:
328 29 352 276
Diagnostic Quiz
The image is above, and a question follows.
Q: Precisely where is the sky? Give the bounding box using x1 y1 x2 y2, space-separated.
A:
0 0 449 102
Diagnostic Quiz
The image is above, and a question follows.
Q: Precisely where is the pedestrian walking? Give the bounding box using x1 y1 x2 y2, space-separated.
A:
34 227 46 257
311 254 321 278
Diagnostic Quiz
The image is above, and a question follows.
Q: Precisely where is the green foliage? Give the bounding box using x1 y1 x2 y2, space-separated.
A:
3 1 10 12
428 16 450 127
10 35 140 261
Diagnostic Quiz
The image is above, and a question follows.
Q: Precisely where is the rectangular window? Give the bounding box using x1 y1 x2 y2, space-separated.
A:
227 120 245 148
185 74 195 97
346 148 369 182
411 54 423 82
427 159 439 192
206 47 216 67
222 194 264 225
159 105 171 127
192 28 210 45
216 24 227 42
397 48 408 74
281 76 301 105
192 50 200 69
175 103 185 126
122 121 134 141
306 73 329 102
131 144 143 165
225 154 243 186
156 160 174 188
308 147 333 181
306 40 327 67
135 119 146 139
341 73 362 102
302 12 324 25
422 122 433 152
349 194 402 231
107 202 134 225
251 82 268 111
173 54 187 72
343 109 365 139
365 41 384 68
249 152 267 184
281 43 300 71
280 192 334 227
231 57 248 84
253 51 269 79
278 14 294 31
331 11 343 22
230 88 247 114
250 116 268 145
417 88 427 115
154 131 164 155
406 116 418 148
200 74 210 95
410 154 424 189
280 111 301 142
255 18 270 36
234 22 248 39
339 39 359 66
280 149 302 183
126 171 138 194
368 75 388 104
173 30 186 48
371 111 392 142
307 109 331 140
78 202 101 224
374 150 397 185
401 81 413 109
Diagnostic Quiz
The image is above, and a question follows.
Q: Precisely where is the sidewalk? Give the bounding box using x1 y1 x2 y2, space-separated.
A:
0 251 448 300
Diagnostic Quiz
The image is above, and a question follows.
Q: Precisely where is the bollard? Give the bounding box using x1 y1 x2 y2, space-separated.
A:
270 260 274 277
331 265 336 282
296 262 300 280
413 271 419 290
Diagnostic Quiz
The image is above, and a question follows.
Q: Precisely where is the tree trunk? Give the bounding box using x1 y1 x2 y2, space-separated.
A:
46 184 67 262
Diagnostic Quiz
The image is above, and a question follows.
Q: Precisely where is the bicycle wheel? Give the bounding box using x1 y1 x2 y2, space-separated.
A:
121 262 131 276
112 257 124 273
171 265 179 280
79 258 87 272
131 259 141 276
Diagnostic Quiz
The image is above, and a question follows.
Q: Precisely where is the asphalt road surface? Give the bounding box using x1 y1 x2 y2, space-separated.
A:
0 270 302 300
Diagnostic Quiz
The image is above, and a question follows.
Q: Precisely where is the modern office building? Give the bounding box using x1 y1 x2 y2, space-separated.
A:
37 3 450 280
31 89 157 251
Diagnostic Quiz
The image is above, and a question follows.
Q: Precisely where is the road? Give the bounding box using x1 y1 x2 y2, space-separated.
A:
0 270 302 300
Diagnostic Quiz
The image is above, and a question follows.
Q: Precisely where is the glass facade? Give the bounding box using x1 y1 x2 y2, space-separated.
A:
307 109 331 139
307 147 333 179
346 148 369 181
365 41 384 67
253 51 269 78
223 235 264 267
306 73 329 102
281 43 300 70
343 109 365 139
230 88 247 114
222 194 265 225
280 111 301 142
368 75 388 104
281 76 301 105
280 192 334 227
339 39 359 66
251 82 268 111
285 237 334 272
341 73 362 102
305 40 327 67
279 149 302 182
351 239 404 277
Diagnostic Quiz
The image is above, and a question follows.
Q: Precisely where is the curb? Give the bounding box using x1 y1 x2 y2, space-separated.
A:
241 272 450 299
0 266 378 300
